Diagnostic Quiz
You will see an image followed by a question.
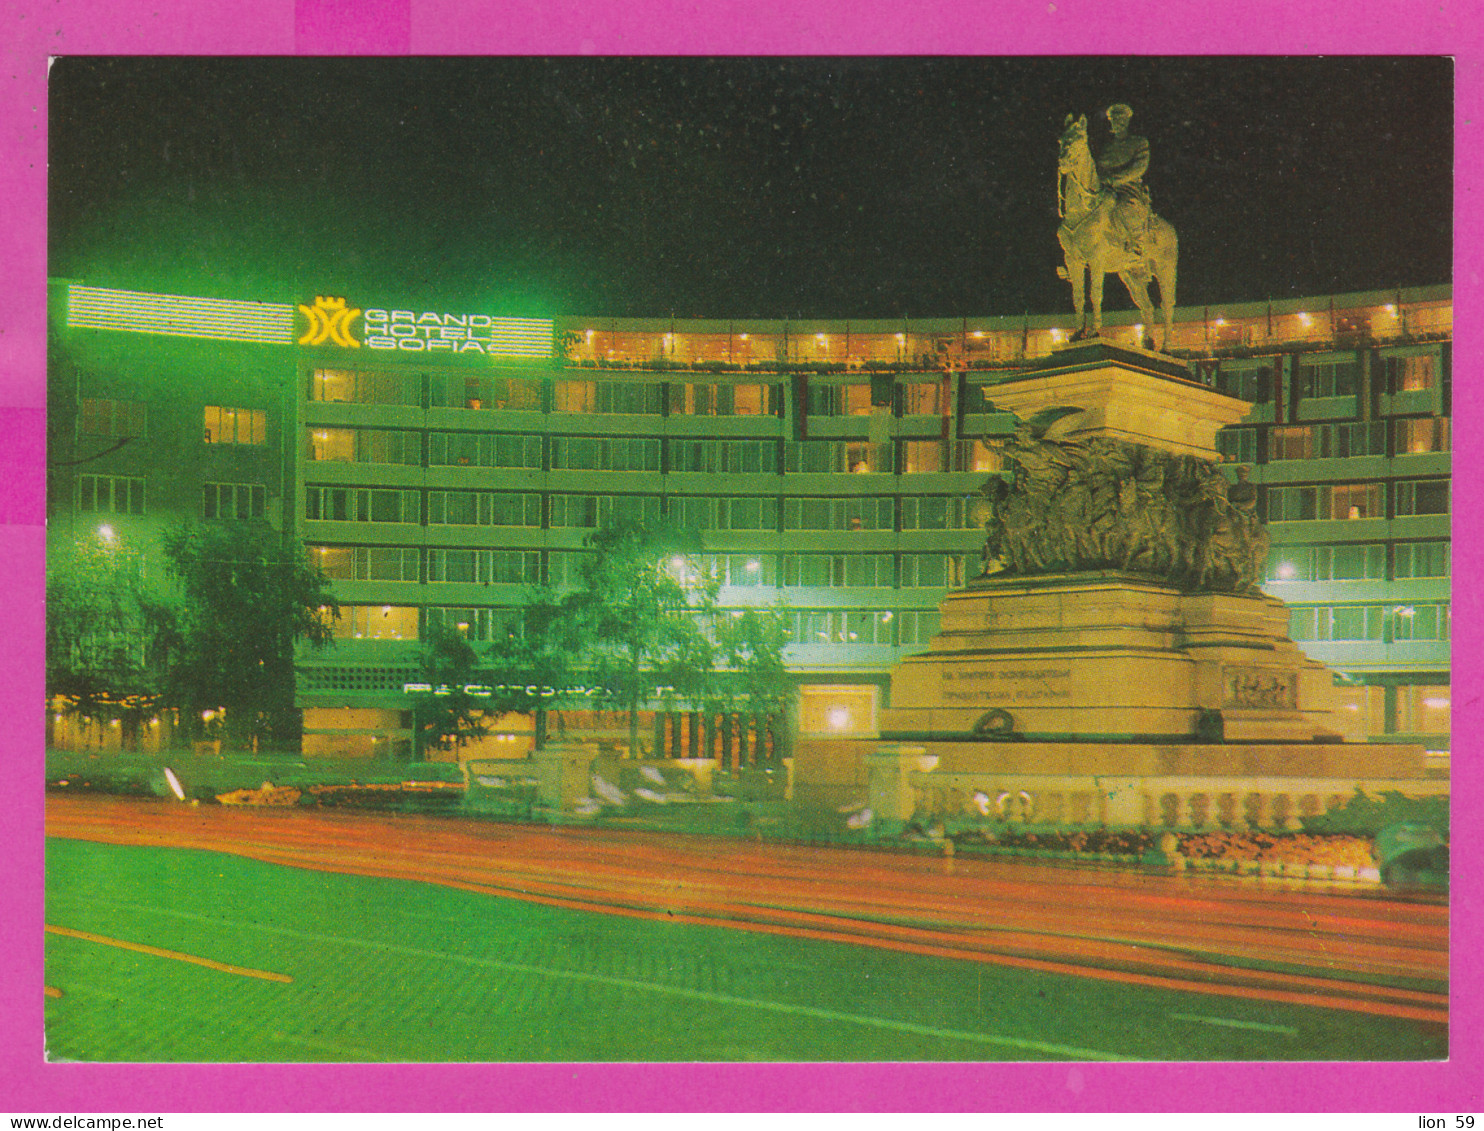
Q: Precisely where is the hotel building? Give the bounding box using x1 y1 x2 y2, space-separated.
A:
46 281 1451 760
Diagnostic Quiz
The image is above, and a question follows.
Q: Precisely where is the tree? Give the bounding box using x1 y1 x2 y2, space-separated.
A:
410 623 491 758
712 601 793 717
46 530 180 748
563 519 720 759
161 521 338 751
481 590 583 750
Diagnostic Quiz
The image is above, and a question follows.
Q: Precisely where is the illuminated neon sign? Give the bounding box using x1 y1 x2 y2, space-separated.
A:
64 285 552 360
362 309 553 358
298 296 362 348
68 286 295 345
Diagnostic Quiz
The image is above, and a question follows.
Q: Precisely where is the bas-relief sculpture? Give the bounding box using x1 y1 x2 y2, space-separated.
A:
1057 105 1179 350
973 423 1269 594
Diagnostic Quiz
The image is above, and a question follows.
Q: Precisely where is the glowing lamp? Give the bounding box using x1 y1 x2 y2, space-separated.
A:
98 525 116 544
1276 562 1297 580
827 707 850 731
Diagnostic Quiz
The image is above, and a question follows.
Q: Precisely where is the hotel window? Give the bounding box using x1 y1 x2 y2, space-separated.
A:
426 606 522 642
1287 605 1384 641
1270 422 1385 461
901 440 947 474
1396 684 1451 735
311 546 421 582
427 549 540 585
1393 479 1450 517
78 398 146 437
204 405 266 445
547 551 592 591
954 440 1003 473
428 432 543 469
550 437 661 472
332 604 420 641
783 554 894 588
900 495 974 530
1216 428 1258 464
708 554 777 587
203 482 266 521
670 439 780 475
1384 352 1436 393
1267 483 1382 522
1394 417 1450 455
805 383 872 417
311 368 419 406
78 474 145 515
1393 541 1450 579
428 490 541 528
306 487 420 524
549 493 662 529
785 441 891 474
553 380 664 414
307 428 421 465
896 610 941 646
902 382 945 415
435 374 544 411
1296 357 1359 399
670 383 774 416
1267 544 1386 582
669 496 778 531
782 497 893 531
900 554 970 588
1213 360 1274 403
792 610 895 645
1392 603 1450 642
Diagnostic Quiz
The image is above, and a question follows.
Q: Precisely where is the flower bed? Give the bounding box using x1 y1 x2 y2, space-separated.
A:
947 826 1386 876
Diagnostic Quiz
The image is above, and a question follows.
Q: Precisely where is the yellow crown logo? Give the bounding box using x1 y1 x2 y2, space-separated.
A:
298 295 362 348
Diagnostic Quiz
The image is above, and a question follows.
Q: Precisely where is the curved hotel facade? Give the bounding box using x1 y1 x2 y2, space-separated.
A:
46 281 1452 760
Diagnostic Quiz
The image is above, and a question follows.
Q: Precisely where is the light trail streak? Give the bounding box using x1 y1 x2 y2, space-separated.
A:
45 923 294 984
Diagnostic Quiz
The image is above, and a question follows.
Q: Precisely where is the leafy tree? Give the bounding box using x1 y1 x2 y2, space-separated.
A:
160 521 338 751
45 531 180 748
481 590 583 750
563 519 721 759
712 601 793 716
411 623 491 758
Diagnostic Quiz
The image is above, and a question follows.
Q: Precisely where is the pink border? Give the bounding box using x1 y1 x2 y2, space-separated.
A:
4 0 1477 1112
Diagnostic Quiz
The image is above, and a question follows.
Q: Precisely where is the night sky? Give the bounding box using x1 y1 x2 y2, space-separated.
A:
48 56 1452 320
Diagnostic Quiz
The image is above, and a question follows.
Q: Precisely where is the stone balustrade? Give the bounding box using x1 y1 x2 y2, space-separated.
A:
881 758 1447 831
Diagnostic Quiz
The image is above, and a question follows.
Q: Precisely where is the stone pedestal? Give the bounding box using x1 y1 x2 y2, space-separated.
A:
866 745 939 822
879 572 1342 744
983 340 1251 456
530 742 599 809
859 343 1438 828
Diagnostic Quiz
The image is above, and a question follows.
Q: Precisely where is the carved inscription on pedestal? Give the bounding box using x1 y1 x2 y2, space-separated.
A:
1223 666 1298 710
940 667 1073 705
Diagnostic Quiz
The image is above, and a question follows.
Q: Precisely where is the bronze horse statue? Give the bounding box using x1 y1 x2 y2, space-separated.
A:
1056 114 1178 350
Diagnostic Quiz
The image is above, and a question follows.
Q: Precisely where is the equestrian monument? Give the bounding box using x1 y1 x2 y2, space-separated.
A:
865 120 1433 827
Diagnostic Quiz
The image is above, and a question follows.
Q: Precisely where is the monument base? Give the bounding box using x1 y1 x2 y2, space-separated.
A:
879 572 1343 744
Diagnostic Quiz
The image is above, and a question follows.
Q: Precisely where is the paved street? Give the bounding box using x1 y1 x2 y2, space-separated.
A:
44 794 1447 1062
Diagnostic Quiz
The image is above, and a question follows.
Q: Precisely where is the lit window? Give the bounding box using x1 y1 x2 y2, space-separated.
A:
204 405 266 445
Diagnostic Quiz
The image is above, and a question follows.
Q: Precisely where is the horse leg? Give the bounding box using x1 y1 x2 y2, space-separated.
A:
1159 251 1177 352
1089 259 1105 337
1122 271 1156 349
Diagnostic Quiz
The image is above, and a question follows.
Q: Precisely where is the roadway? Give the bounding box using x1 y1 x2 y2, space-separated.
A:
43 793 1447 1061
